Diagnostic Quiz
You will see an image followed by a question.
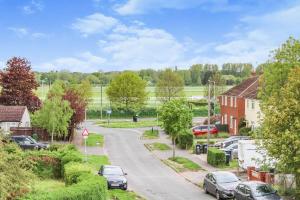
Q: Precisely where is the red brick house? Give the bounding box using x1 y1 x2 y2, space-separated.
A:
218 76 259 135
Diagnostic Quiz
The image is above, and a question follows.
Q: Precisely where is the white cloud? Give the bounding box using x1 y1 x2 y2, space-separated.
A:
22 0 44 15
8 27 48 39
71 13 119 37
38 52 106 72
115 0 236 15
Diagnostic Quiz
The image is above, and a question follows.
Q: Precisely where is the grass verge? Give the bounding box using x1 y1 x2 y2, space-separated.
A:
84 133 104 147
97 120 160 128
86 155 110 170
29 179 65 194
142 129 159 139
144 143 171 151
218 159 239 169
108 189 145 200
163 157 202 172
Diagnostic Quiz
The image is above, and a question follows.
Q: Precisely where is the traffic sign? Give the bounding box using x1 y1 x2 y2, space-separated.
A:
82 128 89 137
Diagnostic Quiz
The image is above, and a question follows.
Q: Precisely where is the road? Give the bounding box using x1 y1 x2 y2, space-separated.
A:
85 121 214 200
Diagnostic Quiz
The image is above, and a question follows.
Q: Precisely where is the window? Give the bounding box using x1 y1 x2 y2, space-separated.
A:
234 97 237 107
230 116 233 128
224 96 227 106
221 96 224 105
251 100 255 109
224 114 227 124
230 96 233 107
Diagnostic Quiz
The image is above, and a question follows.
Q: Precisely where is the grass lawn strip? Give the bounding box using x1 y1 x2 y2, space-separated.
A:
84 133 104 147
144 142 171 151
165 156 202 172
86 155 110 171
30 179 65 194
96 120 160 128
141 129 159 139
109 189 145 200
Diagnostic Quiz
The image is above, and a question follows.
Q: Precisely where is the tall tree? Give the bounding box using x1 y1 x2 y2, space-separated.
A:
159 99 192 158
261 67 300 197
32 81 73 142
155 68 184 103
189 64 202 85
106 71 147 112
0 57 41 112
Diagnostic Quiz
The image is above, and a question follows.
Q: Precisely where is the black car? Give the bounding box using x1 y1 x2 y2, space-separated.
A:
10 135 49 150
203 171 240 199
234 181 282 200
98 165 128 190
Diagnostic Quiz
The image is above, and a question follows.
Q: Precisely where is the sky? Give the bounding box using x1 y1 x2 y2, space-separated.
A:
0 0 300 72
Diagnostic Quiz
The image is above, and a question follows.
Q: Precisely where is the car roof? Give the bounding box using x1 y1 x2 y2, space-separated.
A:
103 165 122 169
211 171 236 176
241 181 265 186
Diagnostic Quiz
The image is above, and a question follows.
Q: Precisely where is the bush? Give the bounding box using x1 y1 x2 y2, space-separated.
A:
25 151 61 179
176 130 194 149
239 127 252 136
21 174 107 200
207 148 225 167
64 162 92 186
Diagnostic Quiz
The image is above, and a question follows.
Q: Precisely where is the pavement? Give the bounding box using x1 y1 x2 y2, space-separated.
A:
76 121 215 200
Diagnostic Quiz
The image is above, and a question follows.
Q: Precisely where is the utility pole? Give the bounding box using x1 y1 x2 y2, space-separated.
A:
100 84 103 120
213 81 216 116
207 80 211 147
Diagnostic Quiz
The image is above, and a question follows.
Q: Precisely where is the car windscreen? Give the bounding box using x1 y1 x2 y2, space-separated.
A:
28 136 37 143
251 184 276 197
215 173 238 183
103 167 123 175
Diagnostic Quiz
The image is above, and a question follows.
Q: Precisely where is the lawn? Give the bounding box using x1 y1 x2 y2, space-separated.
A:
108 189 145 200
145 142 171 151
96 120 160 128
84 133 104 147
142 129 159 139
29 179 65 194
86 155 110 170
163 156 202 172
219 159 239 169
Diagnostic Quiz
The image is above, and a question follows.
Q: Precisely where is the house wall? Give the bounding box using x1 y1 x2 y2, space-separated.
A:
20 107 31 127
245 98 262 129
219 95 245 135
0 122 19 132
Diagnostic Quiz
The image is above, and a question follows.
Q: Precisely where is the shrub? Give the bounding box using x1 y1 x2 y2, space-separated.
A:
176 130 194 149
207 148 225 167
64 162 92 186
25 151 61 179
21 174 107 200
239 127 252 136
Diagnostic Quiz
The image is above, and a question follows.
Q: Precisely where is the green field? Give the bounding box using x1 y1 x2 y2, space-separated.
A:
36 86 231 110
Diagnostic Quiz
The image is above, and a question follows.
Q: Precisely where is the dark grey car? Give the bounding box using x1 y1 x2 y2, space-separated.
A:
203 171 240 199
234 181 282 200
11 135 49 150
98 165 127 190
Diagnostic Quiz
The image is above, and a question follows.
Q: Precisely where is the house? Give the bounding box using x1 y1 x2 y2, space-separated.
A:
244 88 263 130
0 106 31 133
218 76 259 135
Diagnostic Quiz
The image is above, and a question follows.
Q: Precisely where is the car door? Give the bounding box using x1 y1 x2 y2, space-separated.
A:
205 174 215 194
244 185 254 200
210 174 218 195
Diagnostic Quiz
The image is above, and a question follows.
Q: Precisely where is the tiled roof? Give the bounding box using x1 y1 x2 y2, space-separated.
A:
221 76 259 98
243 88 258 99
0 106 26 122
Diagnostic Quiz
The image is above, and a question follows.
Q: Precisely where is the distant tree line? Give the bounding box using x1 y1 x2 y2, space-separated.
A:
35 63 253 86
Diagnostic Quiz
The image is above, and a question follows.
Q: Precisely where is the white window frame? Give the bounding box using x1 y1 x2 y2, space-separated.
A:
230 96 233 107
230 116 233 128
251 100 255 109
224 114 227 124
224 96 227 106
234 97 237 107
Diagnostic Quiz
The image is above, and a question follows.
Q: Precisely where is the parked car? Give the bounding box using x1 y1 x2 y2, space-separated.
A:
221 143 238 159
10 135 49 150
192 125 218 136
203 171 240 199
98 165 128 190
215 136 250 149
234 181 282 200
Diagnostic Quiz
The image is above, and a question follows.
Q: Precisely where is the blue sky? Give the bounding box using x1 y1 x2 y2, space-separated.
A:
0 0 300 72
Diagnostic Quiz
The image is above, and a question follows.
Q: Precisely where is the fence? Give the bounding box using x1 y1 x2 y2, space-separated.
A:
10 127 50 141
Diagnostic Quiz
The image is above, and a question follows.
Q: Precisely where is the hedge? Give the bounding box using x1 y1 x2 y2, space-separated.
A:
64 162 92 186
207 147 225 167
176 130 194 149
22 174 107 200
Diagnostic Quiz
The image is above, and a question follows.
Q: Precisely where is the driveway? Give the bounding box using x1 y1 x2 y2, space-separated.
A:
84 121 214 200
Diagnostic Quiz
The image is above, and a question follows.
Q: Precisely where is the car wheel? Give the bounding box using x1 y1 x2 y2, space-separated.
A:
122 185 127 190
216 190 222 200
203 184 208 194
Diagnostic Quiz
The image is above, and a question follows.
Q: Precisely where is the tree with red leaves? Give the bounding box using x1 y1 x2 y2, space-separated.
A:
0 57 41 112
63 88 88 140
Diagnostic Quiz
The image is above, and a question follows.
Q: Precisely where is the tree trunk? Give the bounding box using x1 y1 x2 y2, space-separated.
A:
51 131 54 144
172 137 176 159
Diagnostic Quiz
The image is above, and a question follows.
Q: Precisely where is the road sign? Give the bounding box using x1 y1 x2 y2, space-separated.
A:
82 128 89 137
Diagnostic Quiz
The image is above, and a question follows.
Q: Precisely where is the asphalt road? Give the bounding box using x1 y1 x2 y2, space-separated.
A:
85 121 214 200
